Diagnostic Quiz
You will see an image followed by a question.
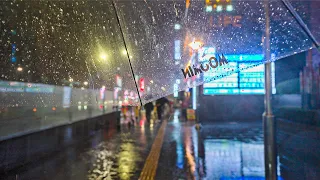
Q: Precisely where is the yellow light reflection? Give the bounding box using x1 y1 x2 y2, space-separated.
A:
118 142 139 180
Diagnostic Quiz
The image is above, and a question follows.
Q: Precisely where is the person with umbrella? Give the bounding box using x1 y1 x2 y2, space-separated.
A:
156 97 169 120
144 101 154 123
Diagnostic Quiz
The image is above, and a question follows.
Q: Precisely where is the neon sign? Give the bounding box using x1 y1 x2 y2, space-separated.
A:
174 40 181 60
209 15 242 28
100 86 105 100
139 78 145 92
181 54 229 79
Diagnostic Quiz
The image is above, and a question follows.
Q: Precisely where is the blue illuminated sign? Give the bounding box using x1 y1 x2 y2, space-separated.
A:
224 54 264 61
11 44 17 63
173 84 178 97
11 56 16 63
174 40 181 60
203 53 275 95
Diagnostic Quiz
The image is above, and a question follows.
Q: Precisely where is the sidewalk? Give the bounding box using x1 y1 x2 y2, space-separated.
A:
0 110 163 180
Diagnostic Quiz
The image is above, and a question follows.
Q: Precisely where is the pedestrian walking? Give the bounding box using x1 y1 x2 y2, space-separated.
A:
144 102 154 123
135 106 140 122
156 97 169 120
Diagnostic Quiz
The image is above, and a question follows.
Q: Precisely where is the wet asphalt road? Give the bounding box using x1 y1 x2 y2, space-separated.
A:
2 110 320 180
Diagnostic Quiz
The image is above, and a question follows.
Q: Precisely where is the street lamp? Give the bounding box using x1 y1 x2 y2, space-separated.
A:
100 53 107 60
188 40 203 130
189 41 203 51
69 78 73 82
84 81 88 86
17 67 23 72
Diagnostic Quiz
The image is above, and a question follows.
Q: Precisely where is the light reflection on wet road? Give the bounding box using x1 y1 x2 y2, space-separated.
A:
2 109 320 180
2 113 160 180
155 111 273 180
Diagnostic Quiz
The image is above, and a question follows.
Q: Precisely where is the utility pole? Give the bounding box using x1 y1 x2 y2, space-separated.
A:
263 1 277 180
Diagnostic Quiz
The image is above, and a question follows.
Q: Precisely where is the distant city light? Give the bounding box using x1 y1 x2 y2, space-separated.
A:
206 6 213 12
84 81 88 86
69 78 73 82
174 24 181 30
174 84 178 97
226 5 233 11
189 41 203 51
217 5 223 12
17 67 23 72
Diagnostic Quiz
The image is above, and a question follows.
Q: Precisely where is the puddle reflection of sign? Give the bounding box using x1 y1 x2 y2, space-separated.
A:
187 109 196 120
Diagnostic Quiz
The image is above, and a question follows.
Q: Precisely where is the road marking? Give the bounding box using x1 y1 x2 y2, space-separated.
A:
139 119 168 180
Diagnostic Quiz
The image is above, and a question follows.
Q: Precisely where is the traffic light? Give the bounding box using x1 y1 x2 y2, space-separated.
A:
205 0 233 12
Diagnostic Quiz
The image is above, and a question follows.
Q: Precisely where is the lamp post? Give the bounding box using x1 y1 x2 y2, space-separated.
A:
263 1 277 180
188 40 203 130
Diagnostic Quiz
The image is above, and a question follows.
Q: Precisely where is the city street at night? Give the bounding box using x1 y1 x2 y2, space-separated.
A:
1 0 320 179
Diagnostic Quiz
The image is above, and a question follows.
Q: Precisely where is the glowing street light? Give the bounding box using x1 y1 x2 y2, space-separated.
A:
17 67 23 72
189 41 203 51
84 81 88 86
100 53 107 60
69 78 73 82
